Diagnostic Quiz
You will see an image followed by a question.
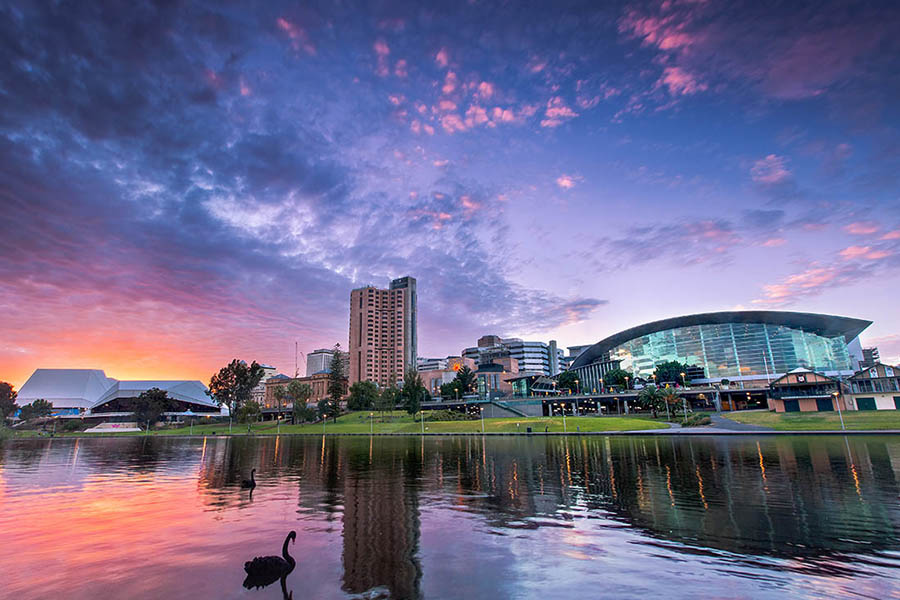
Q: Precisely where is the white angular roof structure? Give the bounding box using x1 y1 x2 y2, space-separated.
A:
17 369 117 410
91 380 216 410
17 369 216 411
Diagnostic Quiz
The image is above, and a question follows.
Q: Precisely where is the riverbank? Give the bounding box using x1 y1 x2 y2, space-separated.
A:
719 410 900 431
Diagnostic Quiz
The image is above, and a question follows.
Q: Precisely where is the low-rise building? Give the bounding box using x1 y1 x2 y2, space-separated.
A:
475 356 519 399
250 364 278 405
767 368 846 413
420 357 476 398
263 372 345 409
845 363 900 410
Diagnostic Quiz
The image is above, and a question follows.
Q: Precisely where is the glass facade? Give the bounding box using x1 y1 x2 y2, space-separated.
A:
608 322 854 380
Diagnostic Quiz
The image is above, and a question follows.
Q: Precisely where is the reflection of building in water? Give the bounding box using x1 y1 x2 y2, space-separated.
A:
341 442 422 599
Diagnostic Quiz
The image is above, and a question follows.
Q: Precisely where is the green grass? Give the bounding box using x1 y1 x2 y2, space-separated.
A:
8 411 668 437
721 410 900 431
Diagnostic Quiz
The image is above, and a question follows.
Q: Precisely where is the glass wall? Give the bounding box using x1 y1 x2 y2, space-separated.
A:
608 323 854 380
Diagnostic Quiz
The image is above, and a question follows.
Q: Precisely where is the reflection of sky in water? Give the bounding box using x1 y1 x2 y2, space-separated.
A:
0 435 898 599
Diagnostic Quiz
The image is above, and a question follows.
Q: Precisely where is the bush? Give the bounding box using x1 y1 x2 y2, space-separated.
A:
61 419 88 432
422 409 476 422
681 414 711 427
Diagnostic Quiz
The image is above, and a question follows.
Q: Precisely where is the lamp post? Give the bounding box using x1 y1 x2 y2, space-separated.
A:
229 415 232 435
833 391 846 431
681 372 687 388
370 412 374 435
480 406 485 434
625 376 630 390
574 378 580 416
562 404 567 433
421 410 425 435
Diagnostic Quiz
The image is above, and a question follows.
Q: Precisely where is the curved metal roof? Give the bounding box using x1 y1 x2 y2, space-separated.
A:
570 311 872 370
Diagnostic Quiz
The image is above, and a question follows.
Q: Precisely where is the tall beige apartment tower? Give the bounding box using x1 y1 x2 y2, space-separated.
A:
349 276 418 388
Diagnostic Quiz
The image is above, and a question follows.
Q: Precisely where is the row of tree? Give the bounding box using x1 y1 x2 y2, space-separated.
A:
346 367 428 417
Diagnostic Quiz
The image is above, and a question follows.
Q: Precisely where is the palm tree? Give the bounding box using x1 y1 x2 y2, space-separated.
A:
660 386 682 420
638 385 664 418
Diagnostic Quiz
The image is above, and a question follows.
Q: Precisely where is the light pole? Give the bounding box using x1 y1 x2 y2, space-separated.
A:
421 410 425 435
833 391 846 431
480 406 485 434
625 376 630 390
229 415 232 435
574 378 580 416
370 412 374 435
562 404 567 433
681 372 687 388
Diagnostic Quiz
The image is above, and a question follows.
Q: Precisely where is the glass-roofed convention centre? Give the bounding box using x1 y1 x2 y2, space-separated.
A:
568 311 871 391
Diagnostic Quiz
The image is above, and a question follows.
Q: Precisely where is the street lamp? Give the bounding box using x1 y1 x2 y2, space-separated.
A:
420 410 425 435
625 376 630 390
480 406 485 434
574 378 580 416
681 372 687 388
833 390 846 431
370 412 374 435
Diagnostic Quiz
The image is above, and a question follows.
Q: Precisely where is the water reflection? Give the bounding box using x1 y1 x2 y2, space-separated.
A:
0 434 898 599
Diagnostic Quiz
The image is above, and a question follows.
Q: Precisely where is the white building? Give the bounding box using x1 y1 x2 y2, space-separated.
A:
306 349 334 376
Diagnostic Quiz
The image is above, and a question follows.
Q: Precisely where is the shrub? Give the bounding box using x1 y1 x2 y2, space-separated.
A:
681 414 711 427
61 419 88 432
422 409 476 422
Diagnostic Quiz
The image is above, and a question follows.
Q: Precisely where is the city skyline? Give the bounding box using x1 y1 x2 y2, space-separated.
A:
3 1 900 388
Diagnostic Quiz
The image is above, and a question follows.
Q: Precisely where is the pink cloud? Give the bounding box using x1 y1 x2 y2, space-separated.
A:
762 237 786 247
751 154 791 185
239 76 251 97
433 159 449 167
461 196 482 213
423 124 435 136
410 120 421 134
415 102 428 115
442 71 458 95
619 11 700 52
276 18 316 55
840 246 891 261
881 230 900 240
844 222 880 235
540 96 578 128
492 107 516 122
477 81 494 99
440 113 467 133
435 48 449 68
464 105 489 128
374 39 390 76
394 59 408 78
388 94 405 106
658 66 707 96
438 99 457 111
556 174 581 189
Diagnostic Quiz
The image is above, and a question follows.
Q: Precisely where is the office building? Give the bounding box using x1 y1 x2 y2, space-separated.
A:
860 347 881 369
250 363 278 405
307 348 335 376
462 335 564 376
349 275 417 388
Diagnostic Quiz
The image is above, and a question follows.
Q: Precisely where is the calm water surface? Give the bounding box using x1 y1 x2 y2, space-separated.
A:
1 434 899 599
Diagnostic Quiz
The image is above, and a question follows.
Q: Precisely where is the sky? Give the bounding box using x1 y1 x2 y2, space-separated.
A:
2 0 900 388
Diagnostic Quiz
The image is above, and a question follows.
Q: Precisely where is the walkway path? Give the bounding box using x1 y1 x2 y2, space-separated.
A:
708 413 773 432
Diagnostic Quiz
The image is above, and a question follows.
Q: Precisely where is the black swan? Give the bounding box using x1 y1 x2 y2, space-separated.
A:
243 531 297 590
241 469 256 489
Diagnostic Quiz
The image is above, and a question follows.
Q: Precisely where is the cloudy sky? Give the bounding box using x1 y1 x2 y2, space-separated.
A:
2 0 900 387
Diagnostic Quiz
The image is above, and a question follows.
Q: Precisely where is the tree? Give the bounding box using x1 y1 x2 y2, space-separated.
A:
557 371 578 394
282 380 312 424
402 369 425 415
455 365 477 390
637 385 664 418
348 381 379 411
208 359 265 416
0 382 18 424
653 360 691 386
440 380 462 401
322 345 345 423
236 399 261 426
133 388 170 430
660 385 683 416
19 399 54 422
377 383 399 421
603 368 631 389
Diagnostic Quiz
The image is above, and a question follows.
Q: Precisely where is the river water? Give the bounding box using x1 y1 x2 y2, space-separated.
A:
0 434 898 599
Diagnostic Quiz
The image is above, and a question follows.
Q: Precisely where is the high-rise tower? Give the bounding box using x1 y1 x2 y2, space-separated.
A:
349 276 417 387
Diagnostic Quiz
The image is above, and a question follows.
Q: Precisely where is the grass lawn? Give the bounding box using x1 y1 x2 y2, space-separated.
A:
721 410 900 431
11 411 668 437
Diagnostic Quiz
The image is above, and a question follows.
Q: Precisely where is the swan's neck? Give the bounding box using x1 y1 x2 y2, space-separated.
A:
282 536 295 567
